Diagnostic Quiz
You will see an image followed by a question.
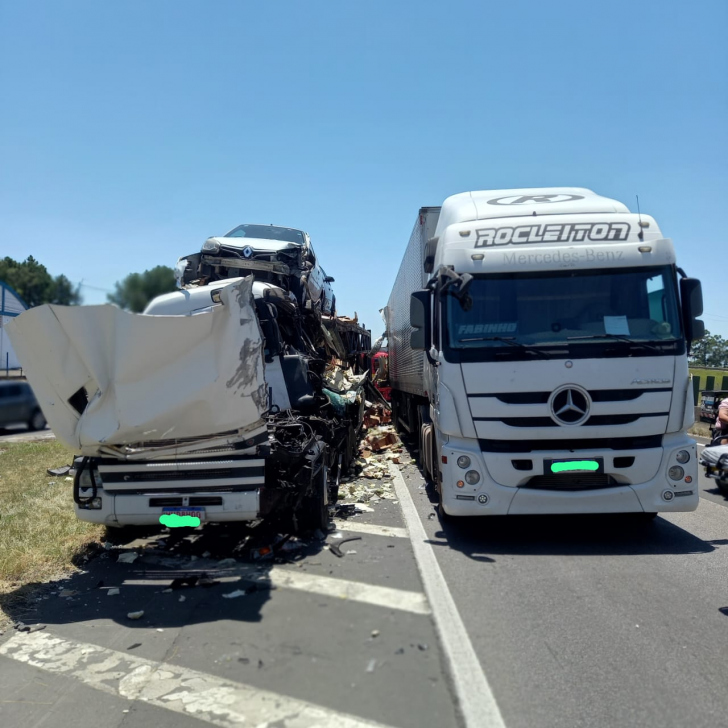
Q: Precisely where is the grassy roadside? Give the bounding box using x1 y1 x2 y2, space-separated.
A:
0 441 104 625
688 422 712 439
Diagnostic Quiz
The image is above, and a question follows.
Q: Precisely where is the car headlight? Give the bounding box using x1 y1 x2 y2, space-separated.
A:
465 470 480 485
202 238 221 253
675 450 690 464
457 455 471 469
668 465 684 481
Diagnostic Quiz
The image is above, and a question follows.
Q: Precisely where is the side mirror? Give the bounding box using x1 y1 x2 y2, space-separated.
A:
324 276 335 283
410 290 431 351
423 238 438 274
680 277 705 343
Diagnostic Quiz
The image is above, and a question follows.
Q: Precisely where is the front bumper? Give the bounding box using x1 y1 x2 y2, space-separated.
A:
75 489 261 526
439 434 699 516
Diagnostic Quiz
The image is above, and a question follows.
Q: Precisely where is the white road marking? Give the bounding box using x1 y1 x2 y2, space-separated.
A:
0 631 394 728
124 566 430 616
389 463 507 728
333 520 409 539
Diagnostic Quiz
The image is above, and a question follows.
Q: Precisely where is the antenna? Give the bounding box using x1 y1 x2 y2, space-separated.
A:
636 195 644 240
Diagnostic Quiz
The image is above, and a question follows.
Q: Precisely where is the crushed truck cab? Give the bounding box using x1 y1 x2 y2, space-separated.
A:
9 252 370 532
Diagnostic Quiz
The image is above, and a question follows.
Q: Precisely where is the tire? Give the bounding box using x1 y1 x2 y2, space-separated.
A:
28 409 46 431
437 482 450 521
298 465 329 534
638 512 658 520
716 479 728 496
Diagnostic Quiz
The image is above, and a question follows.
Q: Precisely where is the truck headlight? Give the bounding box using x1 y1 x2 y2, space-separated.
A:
79 497 102 510
457 455 471 469
668 466 684 481
675 450 690 464
465 470 480 485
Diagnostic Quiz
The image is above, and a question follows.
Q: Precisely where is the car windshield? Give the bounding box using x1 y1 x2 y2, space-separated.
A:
223 224 305 244
446 265 682 351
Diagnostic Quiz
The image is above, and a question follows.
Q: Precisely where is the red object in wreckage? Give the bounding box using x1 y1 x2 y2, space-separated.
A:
371 351 391 401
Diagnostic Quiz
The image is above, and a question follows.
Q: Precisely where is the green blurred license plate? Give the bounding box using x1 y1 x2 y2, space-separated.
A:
545 458 604 475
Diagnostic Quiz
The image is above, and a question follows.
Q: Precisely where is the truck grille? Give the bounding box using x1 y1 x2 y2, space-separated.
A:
469 386 672 439
522 474 618 490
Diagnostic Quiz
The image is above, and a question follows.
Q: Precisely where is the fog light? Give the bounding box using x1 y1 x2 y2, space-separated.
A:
457 455 471 469
477 493 489 504
676 450 690 464
80 497 102 510
668 465 684 480
662 490 674 501
465 470 480 485
456 480 465 488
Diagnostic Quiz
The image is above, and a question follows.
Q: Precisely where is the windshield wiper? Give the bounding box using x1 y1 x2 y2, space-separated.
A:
458 336 550 359
566 334 669 354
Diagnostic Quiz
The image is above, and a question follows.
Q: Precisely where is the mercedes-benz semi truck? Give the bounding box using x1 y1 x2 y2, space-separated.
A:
385 188 705 518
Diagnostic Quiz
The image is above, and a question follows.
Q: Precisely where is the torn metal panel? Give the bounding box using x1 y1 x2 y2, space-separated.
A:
6 277 268 455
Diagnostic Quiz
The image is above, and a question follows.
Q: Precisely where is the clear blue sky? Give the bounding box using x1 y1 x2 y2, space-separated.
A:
1 0 726 338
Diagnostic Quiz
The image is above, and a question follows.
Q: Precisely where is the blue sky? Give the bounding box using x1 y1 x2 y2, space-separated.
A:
1 0 726 338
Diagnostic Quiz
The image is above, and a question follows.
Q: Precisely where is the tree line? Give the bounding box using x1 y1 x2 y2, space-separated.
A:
689 330 728 368
1 256 176 312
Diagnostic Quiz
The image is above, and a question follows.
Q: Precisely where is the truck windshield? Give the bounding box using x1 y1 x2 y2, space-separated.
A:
445 265 682 358
224 224 305 244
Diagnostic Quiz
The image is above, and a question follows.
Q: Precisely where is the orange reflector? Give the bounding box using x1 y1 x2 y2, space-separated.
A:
456 480 465 488
684 476 692 483
441 456 448 464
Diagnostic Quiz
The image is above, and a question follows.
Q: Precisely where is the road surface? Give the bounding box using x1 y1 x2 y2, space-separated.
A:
1 441 727 728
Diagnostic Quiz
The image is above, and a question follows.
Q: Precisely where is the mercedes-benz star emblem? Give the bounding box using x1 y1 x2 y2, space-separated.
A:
243 246 253 258
549 386 590 426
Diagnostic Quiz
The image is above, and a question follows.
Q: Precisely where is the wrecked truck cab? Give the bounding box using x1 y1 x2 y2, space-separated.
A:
7 273 367 534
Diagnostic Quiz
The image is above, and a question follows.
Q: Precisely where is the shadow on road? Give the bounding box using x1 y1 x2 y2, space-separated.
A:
0 521 326 632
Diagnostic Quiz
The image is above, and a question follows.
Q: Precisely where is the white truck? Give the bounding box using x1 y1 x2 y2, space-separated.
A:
385 188 705 518
8 227 368 533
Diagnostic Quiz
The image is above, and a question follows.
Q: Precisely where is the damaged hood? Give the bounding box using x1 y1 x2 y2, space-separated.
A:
211 237 301 254
6 277 268 455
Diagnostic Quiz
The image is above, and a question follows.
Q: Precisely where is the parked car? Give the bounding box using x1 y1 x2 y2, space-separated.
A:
0 380 46 431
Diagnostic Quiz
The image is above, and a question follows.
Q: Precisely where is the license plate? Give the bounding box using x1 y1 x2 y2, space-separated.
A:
161 507 205 522
544 458 604 475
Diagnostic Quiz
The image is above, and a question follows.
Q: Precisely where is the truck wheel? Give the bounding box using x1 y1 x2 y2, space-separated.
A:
28 409 46 431
716 479 728 497
437 483 450 521
298 465 329 534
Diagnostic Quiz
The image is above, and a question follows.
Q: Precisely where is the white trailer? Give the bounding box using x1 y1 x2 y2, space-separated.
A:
385 188 705 518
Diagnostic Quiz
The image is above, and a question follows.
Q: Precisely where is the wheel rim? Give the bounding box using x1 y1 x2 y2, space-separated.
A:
32 411 45 429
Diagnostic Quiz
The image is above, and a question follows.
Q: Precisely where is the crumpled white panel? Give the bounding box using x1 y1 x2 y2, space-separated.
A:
7 277 268 455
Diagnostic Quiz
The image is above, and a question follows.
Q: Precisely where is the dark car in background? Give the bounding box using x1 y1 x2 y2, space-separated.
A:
0 380 46 431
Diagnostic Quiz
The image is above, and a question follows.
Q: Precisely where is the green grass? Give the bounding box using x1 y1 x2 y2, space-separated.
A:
690 367 728 391
0 441 104 622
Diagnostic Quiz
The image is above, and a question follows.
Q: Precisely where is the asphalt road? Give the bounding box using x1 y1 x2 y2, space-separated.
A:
0 424 54 443
402 445 728 728
2 440 728 728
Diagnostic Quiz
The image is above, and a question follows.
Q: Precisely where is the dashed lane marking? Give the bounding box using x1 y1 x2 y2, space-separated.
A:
390 463 507 728
0 631 395 728
124 566 430 615
333 520 409 539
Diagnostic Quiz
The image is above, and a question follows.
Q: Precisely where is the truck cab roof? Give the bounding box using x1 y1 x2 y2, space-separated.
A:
435 187 630 236
144 278 287 316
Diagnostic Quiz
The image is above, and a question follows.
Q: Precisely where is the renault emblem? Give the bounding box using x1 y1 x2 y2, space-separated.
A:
243 246 253 258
